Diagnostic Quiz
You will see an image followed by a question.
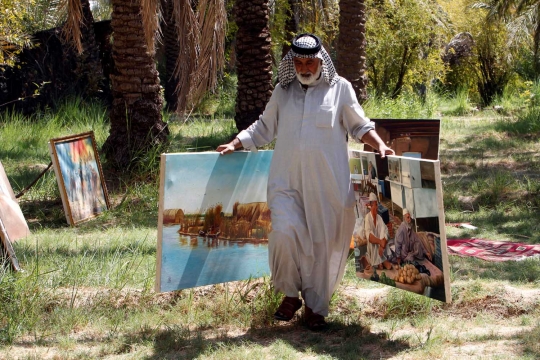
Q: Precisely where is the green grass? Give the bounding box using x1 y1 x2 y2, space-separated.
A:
0 95 539 359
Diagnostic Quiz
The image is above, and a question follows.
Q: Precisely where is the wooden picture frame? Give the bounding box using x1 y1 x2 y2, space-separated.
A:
48 132 110 226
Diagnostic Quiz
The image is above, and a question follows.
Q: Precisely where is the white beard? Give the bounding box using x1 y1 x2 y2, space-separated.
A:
296 63 322 86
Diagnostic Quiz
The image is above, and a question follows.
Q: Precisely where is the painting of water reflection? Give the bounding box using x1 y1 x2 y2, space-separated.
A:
156 151 273 292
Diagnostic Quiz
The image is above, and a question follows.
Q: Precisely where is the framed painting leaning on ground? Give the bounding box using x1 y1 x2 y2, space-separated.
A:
156 151 273 293
48 132 110 226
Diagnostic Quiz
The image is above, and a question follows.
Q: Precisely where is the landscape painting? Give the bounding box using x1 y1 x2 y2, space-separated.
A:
156 151 273 292
48 132 110 225
350 150 451 303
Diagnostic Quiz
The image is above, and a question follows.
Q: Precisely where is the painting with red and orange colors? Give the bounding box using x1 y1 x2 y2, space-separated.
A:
49 132 110 225
156 151 272 292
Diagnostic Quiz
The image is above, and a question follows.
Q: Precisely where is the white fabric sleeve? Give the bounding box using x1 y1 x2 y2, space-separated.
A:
340 82 375 140
236 89 280 152
364 215 371 243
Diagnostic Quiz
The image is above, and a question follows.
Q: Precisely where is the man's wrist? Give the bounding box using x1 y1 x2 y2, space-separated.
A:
232 138 243 149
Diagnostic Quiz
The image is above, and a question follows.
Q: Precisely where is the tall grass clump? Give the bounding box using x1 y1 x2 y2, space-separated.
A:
167 117 237 153
363 92 439 119
0 97 109 161
439 86 473 116
495 107 540 135
192 73 237 120
383 288 438 319
469 170 516 207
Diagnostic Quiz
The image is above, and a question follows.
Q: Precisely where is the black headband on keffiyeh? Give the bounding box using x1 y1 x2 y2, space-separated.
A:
278 33 338 89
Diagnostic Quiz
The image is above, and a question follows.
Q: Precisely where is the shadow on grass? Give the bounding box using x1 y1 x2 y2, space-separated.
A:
131 320 411 359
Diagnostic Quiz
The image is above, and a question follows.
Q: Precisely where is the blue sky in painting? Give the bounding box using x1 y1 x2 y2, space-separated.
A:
163 151 273 214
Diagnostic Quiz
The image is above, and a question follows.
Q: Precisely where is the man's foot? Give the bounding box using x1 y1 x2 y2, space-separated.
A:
304 306 328 331
274 296 302 321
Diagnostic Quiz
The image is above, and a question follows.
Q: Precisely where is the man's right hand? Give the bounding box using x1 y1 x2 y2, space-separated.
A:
217 143 235 155
216 137 242 155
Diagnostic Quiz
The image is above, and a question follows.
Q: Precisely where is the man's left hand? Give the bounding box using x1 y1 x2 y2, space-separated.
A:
378 144 395 158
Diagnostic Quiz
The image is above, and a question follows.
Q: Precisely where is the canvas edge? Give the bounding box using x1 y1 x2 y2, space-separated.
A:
155 153 167 293
0 161 17 201
0 161 31 240
0 218 22 271
434 161 452 303
87 131 111 211
48 141 74 226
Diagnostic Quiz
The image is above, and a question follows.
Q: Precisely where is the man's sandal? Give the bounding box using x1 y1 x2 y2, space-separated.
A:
304 306 328 331
274 296 302 321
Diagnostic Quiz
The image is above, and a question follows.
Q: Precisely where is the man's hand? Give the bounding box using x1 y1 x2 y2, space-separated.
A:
378 143 395 158
216 138 242 155
217 143 235 155
360 130 395 158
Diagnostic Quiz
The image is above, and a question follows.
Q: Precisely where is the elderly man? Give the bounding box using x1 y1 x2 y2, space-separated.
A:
363 192 392 271
217 33 393 330
395 208 432 265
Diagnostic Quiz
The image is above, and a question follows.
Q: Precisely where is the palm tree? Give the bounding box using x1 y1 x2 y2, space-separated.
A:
64 0 225 167
337 0 368 102
63 0 104 95
100 0 168 167
233 0 274 132
474 0 540 76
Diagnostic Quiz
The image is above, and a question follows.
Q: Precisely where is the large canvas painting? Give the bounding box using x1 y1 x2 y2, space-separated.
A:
350 150 451 302
156 151 273 292
48 132 110 225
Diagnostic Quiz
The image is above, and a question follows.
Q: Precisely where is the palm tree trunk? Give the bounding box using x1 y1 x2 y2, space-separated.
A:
234 0 274 132
75 0 104 95
337 0 368 103
102 0 168 168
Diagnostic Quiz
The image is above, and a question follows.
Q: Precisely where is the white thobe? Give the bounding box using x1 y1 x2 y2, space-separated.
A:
237 75 374 316
364 212 387 267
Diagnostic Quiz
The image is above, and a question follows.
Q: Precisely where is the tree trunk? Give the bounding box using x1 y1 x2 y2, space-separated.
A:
281 0 298 59
74 0 105 95
233 0 274 132
337 0 368 103
102 0 168 168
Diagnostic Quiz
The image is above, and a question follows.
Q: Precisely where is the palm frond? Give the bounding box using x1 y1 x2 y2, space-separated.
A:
189 0 226 106
173 0 200 112
173 0 226 114
59 0 83 54
141 0 162 54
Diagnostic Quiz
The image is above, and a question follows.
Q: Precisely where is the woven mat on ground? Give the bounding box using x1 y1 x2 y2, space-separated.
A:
447 239 540 261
